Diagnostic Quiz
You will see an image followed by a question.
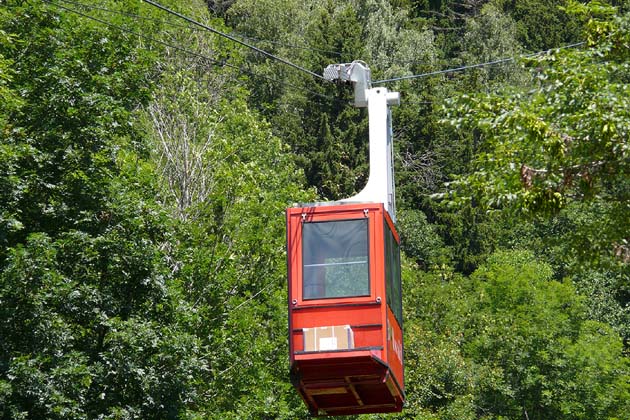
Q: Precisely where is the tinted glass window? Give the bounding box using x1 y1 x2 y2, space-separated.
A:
302 219 369 299
385 220 402 325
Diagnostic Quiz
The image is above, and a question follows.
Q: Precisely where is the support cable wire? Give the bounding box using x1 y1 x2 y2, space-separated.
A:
373 41 586 84
56 0 343 57
45 1 340 104
141 0 330 82
51 0 585 91
47 1 236 69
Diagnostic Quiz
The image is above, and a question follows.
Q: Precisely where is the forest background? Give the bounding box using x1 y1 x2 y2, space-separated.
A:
0 0 629 418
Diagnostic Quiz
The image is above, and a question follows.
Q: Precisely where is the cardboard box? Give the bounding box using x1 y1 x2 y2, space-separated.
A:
303 325 354 352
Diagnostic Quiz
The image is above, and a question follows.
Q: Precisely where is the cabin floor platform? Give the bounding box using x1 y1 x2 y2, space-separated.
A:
291 353 403 416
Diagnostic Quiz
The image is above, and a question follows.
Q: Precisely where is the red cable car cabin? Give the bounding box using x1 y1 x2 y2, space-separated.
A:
287 202 404 416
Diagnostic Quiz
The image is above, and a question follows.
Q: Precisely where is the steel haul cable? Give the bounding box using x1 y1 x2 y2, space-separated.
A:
56 0 343 57
373 42 586 84
45 1 341 104
141 0 330 82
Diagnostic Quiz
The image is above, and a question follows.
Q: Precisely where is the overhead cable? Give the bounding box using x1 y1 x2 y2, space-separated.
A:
48 2 227 64
373 42 586 84
57 0 343 57
141 0 329 82
46 1 340 103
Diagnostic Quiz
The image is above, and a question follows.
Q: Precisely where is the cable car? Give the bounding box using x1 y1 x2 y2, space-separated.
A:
287 62 404 416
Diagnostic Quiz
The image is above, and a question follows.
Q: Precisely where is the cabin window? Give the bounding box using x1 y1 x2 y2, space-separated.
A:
302 219 370 299
385 220 402 325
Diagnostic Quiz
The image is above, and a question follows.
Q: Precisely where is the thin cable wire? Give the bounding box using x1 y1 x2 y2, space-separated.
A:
56 0 343 57
48 1 231 67
373 42 586 84
521 41 585 58
57 0 166 23
45 1 341 104
141 0 329 82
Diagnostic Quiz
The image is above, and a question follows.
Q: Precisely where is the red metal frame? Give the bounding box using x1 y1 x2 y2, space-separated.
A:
287 202 404 416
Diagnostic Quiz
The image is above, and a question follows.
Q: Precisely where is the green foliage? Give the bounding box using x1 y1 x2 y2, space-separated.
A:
0 0 160 252
0 1 203 418
573 268 630 339
442 2 629 242
400 251 630 419
495 0 583 51
397 208 447 269
459 3 528 90
435 4 630 330
469 251 630 419
0 12 22 126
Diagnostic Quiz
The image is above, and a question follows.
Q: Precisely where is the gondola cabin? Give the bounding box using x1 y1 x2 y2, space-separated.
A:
286 202 404 416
